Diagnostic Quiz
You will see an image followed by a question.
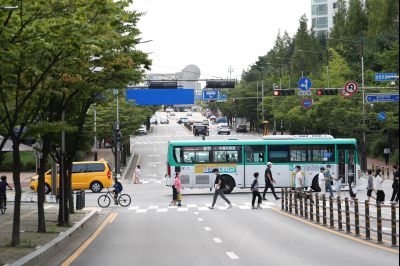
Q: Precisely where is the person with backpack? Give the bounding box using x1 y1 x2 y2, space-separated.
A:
324 165 334 197
374 169 385 206
390 165 399 203
251 172 262 209
112 178 123 205
208 169 233 209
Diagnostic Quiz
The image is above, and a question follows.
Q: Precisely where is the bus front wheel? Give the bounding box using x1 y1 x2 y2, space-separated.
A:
222 175 235 194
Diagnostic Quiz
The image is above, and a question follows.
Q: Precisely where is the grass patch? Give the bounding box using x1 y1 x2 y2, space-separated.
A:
0 151 36 171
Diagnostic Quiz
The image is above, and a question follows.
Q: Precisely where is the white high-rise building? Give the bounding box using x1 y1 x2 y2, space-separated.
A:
311 0 340 35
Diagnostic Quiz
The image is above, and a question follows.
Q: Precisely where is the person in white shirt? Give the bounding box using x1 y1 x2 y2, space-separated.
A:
374 169 385 206
318 167 326 196
133 165 142 184
294 165 303 195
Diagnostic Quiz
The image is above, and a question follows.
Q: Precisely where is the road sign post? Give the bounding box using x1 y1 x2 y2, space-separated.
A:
344 81 358 94
377 112 386 121
302 98 313 108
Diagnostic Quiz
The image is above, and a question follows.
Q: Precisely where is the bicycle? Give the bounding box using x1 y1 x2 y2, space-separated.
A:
97 188 131 208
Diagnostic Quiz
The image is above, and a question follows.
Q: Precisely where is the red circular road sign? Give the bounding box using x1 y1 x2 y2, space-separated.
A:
340 89 353 97
344 81 358 94
302 98 313 108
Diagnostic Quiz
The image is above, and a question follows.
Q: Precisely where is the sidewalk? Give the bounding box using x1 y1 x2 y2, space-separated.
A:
0 202 90 265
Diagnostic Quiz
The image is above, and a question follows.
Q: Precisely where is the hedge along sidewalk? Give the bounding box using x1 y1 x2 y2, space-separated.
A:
0 202 97 266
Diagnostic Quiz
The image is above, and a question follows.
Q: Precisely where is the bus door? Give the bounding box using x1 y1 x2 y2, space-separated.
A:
337 145 356 186
244 145 266 188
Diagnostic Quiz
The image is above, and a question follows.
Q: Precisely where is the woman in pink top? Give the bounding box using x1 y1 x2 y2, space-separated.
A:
175 173 182 207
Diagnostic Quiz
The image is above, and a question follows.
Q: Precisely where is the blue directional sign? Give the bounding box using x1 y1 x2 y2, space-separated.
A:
377 112 386 121
298 77 312 91
126 89 194 105
365 93 399 103
374 73 398 82
202 90 220 101
218 95 227 101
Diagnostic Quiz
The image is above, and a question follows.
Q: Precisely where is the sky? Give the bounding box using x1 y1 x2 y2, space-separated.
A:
130 0 311 80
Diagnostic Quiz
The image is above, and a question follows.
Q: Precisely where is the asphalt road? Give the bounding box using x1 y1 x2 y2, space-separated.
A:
64 111 399 266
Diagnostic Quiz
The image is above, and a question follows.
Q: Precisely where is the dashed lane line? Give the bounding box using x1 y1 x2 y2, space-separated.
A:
204 226 212 232
213 237 222 243
226 252 239 260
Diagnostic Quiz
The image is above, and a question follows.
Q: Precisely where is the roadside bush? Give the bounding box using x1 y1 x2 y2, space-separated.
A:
0 151 36 171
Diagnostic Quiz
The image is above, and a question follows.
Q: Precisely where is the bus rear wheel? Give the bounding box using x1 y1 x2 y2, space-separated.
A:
222 175 235 194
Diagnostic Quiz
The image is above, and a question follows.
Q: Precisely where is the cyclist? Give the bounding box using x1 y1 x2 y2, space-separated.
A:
113 178 123 205
0 175 13 210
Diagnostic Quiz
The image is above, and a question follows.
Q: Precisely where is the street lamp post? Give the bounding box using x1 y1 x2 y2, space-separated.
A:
113 89 121 178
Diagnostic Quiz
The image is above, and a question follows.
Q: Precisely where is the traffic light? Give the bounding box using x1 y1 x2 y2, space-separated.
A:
316 88 338 95
273 89 295 96
206 79 235 88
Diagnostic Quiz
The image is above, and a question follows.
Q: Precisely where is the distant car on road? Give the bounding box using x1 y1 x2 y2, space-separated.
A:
136 125 147 135
150 117 157 124
217 124 230 135
236 124 247 133
169 112 175 116
202 119 210 126
160 118 169 124
216 117 228 125
166 108 174 113
178 117 189 124
186 112 192 116
193 124 209 136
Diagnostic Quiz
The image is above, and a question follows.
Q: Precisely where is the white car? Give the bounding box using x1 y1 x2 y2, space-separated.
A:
217 124 230 135
186 112 192 116
166 108 174 113
136 125 147 135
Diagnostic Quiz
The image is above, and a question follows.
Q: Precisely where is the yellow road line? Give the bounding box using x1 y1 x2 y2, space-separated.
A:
109 212 118 224
61 212 117 266
272 208 399 254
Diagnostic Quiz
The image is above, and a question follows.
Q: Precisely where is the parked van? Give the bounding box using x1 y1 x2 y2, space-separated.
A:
30 160 113 194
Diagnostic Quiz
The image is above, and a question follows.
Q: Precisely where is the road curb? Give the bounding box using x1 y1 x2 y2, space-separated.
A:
10 208 101 266
121 152 138 181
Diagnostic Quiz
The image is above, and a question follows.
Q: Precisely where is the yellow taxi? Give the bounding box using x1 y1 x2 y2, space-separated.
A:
30 160 113 193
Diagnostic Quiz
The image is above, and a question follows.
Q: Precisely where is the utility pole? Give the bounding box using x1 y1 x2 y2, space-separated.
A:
261 81 264 121
93 104 97 161
228 66 234 80
114 89 121 179
361 37 366 171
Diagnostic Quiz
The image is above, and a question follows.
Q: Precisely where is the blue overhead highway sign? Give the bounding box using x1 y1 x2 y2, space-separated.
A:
298 77 312 91
365 93 399 103
202 90 220 101
374 73 398 81
126 88 194 105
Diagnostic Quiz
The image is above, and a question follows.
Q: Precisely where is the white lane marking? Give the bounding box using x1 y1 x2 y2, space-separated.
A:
44 205 54 209
142 181 150 184
168 205 177 209
193 212 199 215
136 209 147 213
230 203 237 206
226 252 239 260
197 218 204 222
218 206 228 210
238 206 251 210
204 227 212 232
128 206 140 210
177 207 188 212
148 205 159 209
198 207 209 211
187 204 198 208
155 180 162 184
382 227 392 231
157 208 168 213
213 238 222 243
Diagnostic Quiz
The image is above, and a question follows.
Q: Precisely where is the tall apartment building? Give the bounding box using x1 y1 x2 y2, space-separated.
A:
311 0 340 35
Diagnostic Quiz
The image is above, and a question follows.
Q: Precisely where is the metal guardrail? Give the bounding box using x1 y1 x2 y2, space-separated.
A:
281 189 399 247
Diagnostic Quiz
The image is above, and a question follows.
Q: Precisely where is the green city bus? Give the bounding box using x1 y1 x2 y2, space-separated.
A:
166 135 360 193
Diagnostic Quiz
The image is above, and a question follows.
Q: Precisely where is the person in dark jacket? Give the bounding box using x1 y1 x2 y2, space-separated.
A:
263 162 280 200
251 172 262 209
390 165 399 203
208 169 233 209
